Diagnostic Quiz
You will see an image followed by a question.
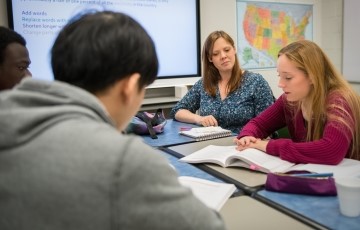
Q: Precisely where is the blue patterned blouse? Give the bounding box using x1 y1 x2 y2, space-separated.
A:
170 71 274 133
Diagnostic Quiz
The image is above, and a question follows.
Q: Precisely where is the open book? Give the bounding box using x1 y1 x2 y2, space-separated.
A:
178 176 236 211
179 145 360 176
179 126 232 141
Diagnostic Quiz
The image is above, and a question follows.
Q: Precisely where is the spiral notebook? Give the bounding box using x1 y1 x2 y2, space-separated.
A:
179 126 232 141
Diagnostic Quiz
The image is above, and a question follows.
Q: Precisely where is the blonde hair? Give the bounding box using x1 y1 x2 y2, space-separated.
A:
278 40 360 160
202 31 243 97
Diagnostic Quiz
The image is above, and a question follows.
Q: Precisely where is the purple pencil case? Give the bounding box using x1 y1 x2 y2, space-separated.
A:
265 171 337 196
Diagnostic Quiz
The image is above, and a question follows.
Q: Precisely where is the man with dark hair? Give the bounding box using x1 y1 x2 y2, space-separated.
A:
0 11 226 230
0 26 31 90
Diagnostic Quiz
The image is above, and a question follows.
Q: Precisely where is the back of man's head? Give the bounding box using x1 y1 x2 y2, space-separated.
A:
51 11 159 94
0 26 27 65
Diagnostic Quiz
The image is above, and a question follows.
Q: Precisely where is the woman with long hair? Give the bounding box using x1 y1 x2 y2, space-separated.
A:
170 30 274 133
235 40 360 164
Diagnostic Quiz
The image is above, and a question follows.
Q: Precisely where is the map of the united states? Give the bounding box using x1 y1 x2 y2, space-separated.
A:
237 2 313 68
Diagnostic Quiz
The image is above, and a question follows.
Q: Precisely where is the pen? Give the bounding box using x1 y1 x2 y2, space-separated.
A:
292 172 333 178
179 127 192 131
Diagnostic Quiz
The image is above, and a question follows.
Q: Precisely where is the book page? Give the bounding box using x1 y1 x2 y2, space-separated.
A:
288 158 360 178
180 145 295 173
178 176 236 211
179 145 239 167
231 148 295 173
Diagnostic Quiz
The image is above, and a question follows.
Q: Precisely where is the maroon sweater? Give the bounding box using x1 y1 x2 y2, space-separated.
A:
238 94 354 164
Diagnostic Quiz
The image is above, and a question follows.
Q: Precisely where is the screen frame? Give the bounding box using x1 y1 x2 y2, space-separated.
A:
6 0 201 80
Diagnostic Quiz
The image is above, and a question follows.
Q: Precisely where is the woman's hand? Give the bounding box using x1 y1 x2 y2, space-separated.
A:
196 115 218 127
234 136 269 152
233 136 257 149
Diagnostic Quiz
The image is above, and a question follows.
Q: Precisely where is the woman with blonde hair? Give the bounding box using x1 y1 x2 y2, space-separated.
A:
170 30 274 133
235 40 360 164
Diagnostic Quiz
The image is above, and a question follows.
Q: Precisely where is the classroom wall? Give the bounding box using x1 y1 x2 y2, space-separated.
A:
200 0 359 96
320 0 360 93
0 1 7 27
343 0 360 83
1 0 359 95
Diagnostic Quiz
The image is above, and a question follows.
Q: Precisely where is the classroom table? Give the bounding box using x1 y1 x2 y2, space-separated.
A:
140 119 200 147
254 189 360 230
157 149 315 230
163 136 267 195
220 195 316 230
